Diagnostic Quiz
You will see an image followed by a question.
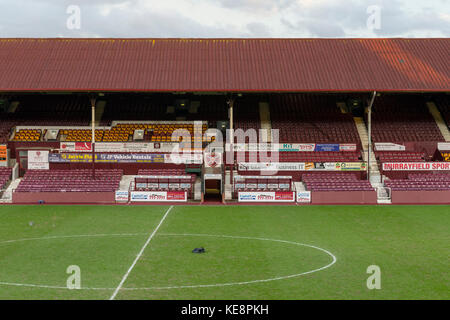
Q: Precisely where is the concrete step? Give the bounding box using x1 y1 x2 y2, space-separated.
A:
194 177 202 201
336 102 348 114
224 169 233 200
118 175 135 191
259 102 272 143
427 102 450 142
1 177 22 202
92 100 106 126
354 116 381 177
7 101 20 113
294 181 306 192
370 179 382 188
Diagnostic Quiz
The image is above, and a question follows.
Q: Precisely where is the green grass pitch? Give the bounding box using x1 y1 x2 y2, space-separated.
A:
0 205 448 300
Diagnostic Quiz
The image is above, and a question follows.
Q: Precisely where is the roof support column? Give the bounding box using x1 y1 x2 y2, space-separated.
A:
367 91 376 181
227 97 234 183
90 97 96 180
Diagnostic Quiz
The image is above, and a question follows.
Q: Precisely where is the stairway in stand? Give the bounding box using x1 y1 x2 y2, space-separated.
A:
259 102 272 143
354 117 381 186
427 102 450 142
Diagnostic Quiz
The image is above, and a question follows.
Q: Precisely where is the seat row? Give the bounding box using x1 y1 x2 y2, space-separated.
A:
0 168 12 190
15 169 123 193
302 172 373 192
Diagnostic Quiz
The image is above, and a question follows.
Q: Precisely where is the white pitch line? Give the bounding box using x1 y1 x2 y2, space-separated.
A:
109 205 174 300
0 232 337 291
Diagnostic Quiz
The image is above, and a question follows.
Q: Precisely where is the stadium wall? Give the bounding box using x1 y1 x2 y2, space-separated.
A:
12 192 115 204
310 191 377 204
390 190 450 204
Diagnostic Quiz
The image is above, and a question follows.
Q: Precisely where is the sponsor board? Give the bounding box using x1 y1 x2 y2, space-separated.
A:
279 143 316 152
339 144 357 152
204 173 222 180
115 191 129 202
226 143 354 152
382 162 450 171
315 144 340 152
60 142 187 153
60 142 92 152
441 152 450 162
334 162 367 171
297 191 311 203
0 145 6 163
28 150 49 170
164 153 203 164
238 162 306 171
238 162 366 171
130 191 187 202
375 143 406 151
49 153 165 163
438 143 450 151
225 143 277 152
238 191 295 202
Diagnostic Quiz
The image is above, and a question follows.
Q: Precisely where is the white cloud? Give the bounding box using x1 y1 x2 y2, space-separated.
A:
0 0 448 37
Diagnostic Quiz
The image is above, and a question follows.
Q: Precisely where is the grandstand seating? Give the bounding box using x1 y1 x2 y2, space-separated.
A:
384 173 450 191
12 122 211 143
101 95 228 127
11 96 91 126
149 123 209 143
15 169 122 192
233 97 261 134
269 94 360 143
434 95 450 128
12 129 42 142
302 173 374 191
1 92 449 204
0 167 12 190
233 175 292 197
136 169 196 197
0 123 12 144
370 95 444 142
61 129 105 142
0 95 90 143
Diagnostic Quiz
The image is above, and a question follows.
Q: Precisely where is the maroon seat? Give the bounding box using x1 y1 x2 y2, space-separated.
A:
15 169 123 193
303 172 373 192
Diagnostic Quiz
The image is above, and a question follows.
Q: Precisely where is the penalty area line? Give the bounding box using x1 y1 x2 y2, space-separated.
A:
109 205 174 300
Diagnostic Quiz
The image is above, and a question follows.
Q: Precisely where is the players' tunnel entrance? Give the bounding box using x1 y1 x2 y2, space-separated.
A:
203 173 223 203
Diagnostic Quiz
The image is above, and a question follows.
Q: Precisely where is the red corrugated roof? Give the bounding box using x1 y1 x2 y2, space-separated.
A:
0 38 448 92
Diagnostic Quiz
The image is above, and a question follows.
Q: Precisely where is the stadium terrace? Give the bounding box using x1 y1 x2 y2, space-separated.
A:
0 38 449 205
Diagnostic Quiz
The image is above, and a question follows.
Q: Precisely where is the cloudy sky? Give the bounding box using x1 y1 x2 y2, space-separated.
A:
0 0 448 38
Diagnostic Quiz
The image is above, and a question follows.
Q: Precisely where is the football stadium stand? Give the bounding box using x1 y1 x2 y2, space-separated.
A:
0 38 449 205
269 94 360 143
370 95 445 143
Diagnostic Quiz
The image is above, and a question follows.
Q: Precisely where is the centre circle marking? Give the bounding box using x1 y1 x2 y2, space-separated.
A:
0 233 337 290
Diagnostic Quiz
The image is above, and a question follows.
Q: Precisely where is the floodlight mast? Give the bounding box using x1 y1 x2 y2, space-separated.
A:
367 91 377 181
